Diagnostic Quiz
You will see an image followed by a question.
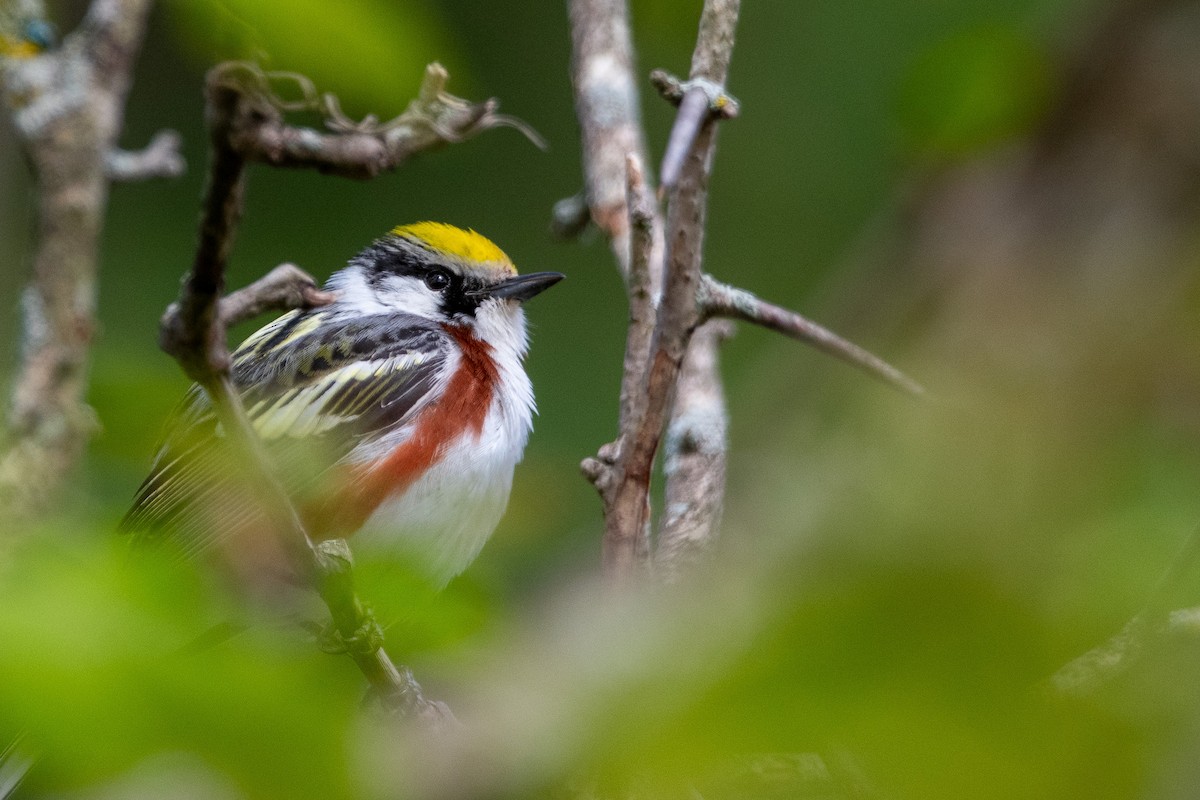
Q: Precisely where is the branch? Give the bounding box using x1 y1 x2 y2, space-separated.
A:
698 275 926 398
219 263 336 327
0 0 161 521
160 262 335 350
569 0 677 581
572 0 742 582
625 0 741 578
211 61 540 180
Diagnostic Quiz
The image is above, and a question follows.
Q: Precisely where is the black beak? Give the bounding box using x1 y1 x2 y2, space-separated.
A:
470 271 565 303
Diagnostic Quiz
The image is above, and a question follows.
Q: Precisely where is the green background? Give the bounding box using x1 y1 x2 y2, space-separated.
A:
8 0 1200 798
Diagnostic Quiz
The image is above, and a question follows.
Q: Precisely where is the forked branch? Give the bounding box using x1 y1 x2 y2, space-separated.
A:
573 0 925 583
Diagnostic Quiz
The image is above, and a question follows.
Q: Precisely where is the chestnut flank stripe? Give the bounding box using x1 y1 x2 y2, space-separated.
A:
308 325 498 538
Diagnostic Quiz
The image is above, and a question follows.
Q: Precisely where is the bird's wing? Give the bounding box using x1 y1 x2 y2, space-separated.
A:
121 310 449 558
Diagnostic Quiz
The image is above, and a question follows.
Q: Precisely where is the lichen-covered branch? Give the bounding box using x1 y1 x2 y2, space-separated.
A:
571 0 925 584
0 0 170 521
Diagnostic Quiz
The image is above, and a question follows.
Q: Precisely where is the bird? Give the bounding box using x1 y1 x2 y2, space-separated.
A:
122 222 563 587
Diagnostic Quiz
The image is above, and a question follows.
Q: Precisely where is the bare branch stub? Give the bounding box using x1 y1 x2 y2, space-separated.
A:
651 69 740 192
105 128 185 181
550 192 591 240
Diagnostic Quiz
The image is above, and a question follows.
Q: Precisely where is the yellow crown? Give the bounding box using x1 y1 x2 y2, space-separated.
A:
391 222 515 274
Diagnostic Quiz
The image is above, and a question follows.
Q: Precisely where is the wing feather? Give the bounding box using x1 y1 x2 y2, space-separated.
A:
122 311 449 556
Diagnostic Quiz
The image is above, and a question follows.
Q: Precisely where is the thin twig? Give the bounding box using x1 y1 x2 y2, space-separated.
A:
161 263 336 337
698 275 926 398
659 89 710 193
218 264 336 326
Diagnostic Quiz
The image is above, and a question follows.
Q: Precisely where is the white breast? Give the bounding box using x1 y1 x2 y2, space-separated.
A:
354 302 535 585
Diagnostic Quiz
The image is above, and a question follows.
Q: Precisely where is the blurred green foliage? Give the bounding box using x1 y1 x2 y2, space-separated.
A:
895 24 1054 157
6 0 1200 797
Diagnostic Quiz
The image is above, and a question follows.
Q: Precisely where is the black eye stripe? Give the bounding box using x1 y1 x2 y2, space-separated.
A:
361 242 455 289
358 240 497 318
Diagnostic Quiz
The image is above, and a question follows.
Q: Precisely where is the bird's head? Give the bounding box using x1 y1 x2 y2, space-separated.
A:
330 222 562 347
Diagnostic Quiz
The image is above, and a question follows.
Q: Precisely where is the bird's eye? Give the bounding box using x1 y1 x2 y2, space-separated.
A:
424 269 451 292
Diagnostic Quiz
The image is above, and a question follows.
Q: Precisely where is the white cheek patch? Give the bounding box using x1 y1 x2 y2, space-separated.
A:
325 266 390 314
375 275 443 318
326 267 443 318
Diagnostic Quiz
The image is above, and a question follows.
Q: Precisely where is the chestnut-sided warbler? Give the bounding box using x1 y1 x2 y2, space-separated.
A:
123 222 563 585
